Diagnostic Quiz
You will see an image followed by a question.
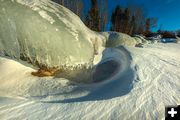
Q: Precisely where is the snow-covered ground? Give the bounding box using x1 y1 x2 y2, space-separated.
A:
0 43 180 120
0 0 180 120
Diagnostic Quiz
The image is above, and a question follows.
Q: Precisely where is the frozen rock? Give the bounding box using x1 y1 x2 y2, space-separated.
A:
102 32 137 47
0 0 105 69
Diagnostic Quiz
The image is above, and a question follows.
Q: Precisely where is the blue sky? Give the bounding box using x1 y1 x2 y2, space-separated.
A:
133 0 180 31
83 0 180 31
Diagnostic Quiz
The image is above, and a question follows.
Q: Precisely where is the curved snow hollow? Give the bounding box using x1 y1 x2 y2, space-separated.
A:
0 43 180 120
0 46 133 98
0 0 180 120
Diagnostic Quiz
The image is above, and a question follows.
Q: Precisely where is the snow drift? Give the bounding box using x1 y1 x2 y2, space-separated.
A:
0 43 180 120
0 46 132 99
0 0 180 120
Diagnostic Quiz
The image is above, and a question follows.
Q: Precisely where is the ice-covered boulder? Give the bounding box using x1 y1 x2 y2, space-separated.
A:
102 32 137 47
133 35 150 44
0 0 105 69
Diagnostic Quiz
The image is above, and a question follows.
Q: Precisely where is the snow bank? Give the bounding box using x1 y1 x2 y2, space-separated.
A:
0 43 180 120
0 1 179 120
102 32 137 47
0 57 78 98
0 45 132 99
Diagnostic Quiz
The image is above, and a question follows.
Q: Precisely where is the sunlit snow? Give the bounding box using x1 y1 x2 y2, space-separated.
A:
0 0 179 120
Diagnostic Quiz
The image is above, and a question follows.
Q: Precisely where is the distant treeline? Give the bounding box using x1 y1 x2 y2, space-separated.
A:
110 6 157 36
52 0 164 36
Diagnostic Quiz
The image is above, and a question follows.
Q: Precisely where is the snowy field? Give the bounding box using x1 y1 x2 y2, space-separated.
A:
0 0 180 120
0 43 180 120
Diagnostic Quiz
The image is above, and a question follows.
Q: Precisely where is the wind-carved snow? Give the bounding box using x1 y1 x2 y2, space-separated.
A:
0 0 179 120
0 43 180 120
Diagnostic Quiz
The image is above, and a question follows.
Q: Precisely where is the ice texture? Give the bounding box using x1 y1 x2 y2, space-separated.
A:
102 32 137 47
0 0 104 68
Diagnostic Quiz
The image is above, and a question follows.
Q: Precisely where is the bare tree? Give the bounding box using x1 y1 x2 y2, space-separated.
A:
129 15 136 35
59 0 65 5
85 0 100 31
52 0 84 18
123 8 130 34
99 0 108 31
144 17 157 35
111 5 123 32
75 0 84 17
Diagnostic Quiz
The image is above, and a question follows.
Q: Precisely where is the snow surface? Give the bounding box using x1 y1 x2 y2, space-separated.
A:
0 43 180 120
0 0 180 120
